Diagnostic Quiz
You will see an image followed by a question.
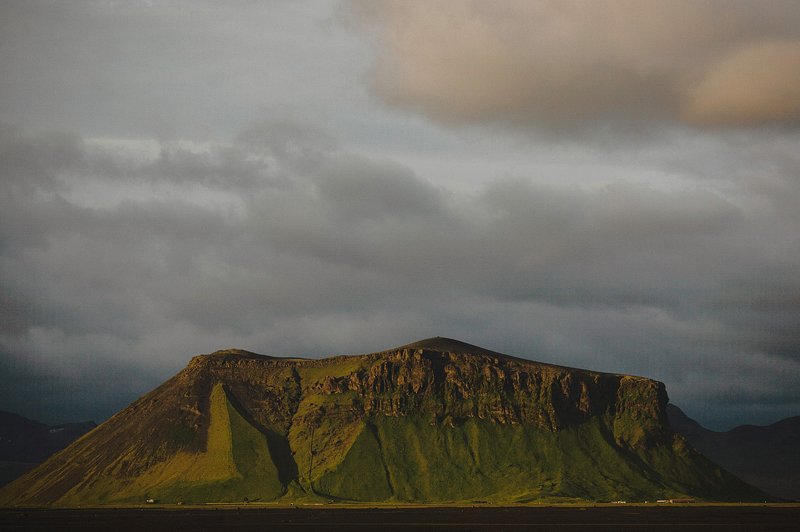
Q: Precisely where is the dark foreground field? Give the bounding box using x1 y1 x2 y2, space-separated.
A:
2 505 799 531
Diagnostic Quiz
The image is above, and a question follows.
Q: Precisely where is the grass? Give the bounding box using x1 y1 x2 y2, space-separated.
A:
93 383 284 504
312 421 392 501
309 414 763 503
296 357 366 387
70 403 763 505
288 391 364 490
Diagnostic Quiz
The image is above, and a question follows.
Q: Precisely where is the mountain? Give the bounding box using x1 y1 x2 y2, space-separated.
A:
0 411 96 487
667 404 800 501
0 337 765 505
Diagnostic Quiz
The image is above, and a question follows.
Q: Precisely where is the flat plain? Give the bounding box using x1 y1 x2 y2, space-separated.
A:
1 504 799 531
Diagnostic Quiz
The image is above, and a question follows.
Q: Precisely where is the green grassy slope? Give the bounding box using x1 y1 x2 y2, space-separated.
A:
312 415 762 503
43 383 286 505
131 383 284 504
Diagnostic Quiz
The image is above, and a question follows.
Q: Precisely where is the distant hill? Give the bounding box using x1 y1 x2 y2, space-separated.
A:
1 338 765 505
0 411 96 486
667 404 800 501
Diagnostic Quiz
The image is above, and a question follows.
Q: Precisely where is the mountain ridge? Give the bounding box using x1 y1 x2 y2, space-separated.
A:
667 404 800 501
0 411 96 488
214 337 653 379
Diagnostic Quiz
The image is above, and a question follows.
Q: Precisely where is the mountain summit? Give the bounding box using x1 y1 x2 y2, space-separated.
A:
0 338 763 505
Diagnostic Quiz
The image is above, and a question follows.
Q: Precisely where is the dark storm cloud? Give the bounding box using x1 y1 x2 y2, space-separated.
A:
0 346 163 425
3 118 799 427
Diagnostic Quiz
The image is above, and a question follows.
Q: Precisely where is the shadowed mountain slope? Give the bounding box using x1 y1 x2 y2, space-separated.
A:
1 338 765 505
0 412 96 487
668 404 800 501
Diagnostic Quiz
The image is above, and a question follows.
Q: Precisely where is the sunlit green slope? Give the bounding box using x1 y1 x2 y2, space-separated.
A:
118 383 284 504
316 415 759 503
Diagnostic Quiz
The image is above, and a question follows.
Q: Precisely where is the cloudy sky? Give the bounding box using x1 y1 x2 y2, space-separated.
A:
2 0 799 430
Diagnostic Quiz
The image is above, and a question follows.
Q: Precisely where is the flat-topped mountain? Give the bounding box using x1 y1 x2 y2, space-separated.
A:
0 338 764 505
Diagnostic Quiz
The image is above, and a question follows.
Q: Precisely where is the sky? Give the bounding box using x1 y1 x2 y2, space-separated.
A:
1 0 799 430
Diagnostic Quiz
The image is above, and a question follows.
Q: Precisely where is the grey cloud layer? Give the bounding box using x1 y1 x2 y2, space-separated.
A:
350 0 800 133
0 0 362 140
1 0 798 431
2 120 799 427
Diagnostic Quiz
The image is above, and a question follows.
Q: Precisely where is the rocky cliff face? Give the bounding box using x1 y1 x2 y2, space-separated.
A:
0 337 764 505
309 340 670 448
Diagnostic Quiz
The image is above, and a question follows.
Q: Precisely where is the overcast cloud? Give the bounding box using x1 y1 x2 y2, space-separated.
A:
1 0 799 430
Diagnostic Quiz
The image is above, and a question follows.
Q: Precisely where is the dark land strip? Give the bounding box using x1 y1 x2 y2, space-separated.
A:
2 505 800 531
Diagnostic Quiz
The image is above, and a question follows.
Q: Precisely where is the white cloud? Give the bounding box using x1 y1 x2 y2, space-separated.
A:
350 0 800 134
682 41 800 126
